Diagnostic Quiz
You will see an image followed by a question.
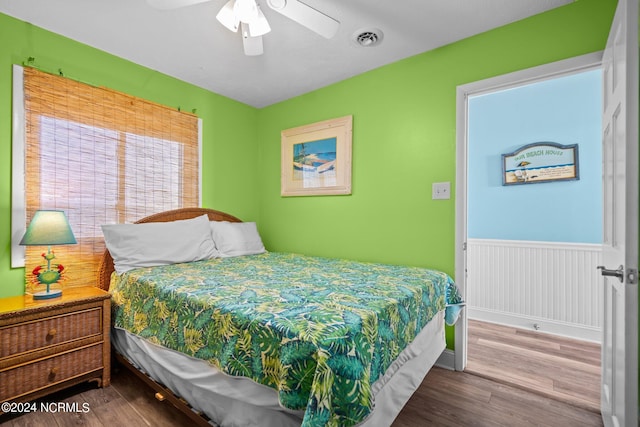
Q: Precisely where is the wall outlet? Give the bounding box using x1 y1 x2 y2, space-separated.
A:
432 182 451 200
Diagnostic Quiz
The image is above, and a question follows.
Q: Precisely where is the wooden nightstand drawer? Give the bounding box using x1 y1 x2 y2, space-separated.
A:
0 308 102 359
0 286 111 406
0 343 103 401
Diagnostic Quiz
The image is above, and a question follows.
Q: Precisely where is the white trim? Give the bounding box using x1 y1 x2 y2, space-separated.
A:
454 71 469 371
468 308 601 343
458 51 603 98
435 349 456 370
198 118 203 207
468 238 603 251
455 52 604 372
11 65 26 268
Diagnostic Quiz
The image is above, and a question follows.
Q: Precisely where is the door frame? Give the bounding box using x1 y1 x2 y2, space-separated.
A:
454 51 604 370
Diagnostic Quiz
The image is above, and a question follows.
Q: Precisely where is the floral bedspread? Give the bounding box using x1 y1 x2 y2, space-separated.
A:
110 252 460 427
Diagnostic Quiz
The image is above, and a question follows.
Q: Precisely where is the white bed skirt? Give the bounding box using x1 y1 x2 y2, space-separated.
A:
112 310 445 427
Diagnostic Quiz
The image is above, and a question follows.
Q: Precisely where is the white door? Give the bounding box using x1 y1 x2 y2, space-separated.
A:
600 0 638 425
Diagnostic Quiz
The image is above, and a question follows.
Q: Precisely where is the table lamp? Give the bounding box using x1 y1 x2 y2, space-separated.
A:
20 210 77 300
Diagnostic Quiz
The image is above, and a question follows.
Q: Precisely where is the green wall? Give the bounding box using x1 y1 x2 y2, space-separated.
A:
0 0 619 349
256 0 617 347
0 12 259 297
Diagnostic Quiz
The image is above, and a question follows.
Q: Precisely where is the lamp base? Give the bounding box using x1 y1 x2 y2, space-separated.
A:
33 288 63 300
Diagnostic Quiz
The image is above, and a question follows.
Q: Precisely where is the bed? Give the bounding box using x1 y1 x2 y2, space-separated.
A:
97 208 462 427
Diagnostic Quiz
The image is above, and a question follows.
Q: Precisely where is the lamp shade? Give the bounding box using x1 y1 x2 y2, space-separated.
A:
20 210 77 246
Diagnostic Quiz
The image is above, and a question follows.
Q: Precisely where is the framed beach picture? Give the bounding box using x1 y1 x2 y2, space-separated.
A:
281 115 353 196
502 142 579 185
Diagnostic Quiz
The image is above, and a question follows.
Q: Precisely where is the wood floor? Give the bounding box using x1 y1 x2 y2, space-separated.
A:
1 322 603 426
466 319 602 413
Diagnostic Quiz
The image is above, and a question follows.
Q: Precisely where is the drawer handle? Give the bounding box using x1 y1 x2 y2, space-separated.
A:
48 367 59 381
46 328 57 340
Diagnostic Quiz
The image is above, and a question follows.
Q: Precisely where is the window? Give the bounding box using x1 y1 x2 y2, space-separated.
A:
13 66 201 291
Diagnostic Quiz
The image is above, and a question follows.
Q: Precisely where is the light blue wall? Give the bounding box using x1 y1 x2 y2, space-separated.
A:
468 69 602 243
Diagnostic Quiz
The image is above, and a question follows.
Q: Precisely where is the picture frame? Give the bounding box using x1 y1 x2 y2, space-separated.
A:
502 142 579 185
281 115 353 197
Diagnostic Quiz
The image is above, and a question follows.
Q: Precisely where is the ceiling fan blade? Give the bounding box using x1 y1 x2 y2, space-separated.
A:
147 0 211 10
241 23 264 56
265 0 339 39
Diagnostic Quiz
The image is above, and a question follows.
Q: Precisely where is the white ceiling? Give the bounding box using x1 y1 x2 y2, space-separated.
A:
1 0 572 108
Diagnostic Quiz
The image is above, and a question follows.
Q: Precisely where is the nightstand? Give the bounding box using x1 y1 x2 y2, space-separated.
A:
0 286 110 408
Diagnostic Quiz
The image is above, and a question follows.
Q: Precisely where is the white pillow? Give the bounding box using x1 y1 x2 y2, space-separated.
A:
102 214 219 273
209 221 266 258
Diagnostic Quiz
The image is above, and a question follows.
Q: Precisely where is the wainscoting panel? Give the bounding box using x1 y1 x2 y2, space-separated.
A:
466 239 603 342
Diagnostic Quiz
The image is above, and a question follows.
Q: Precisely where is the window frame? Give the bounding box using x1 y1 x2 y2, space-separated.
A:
11 65 203 268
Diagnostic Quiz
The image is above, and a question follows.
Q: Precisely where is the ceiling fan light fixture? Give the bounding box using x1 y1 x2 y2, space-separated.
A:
241 22 264 55
247 6 271 37
216 0 240 32
217 0 270 36
234 0 259 22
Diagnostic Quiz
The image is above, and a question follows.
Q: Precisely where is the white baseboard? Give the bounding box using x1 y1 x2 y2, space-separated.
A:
468 307 601 343
435 349 456 370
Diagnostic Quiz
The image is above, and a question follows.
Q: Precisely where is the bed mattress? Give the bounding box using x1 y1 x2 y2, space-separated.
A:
110 252 457 426
112 310 445 427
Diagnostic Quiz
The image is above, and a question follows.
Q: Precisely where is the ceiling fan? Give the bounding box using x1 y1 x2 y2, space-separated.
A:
147 0 340 56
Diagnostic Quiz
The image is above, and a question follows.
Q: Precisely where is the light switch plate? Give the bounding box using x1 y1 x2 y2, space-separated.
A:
432 182 450 200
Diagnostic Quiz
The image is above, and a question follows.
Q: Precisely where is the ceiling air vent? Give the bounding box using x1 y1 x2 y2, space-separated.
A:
353 28 383 47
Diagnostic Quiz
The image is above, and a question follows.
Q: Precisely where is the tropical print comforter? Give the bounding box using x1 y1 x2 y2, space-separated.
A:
110 252 460 427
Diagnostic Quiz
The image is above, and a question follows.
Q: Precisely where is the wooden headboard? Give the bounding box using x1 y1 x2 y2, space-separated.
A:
96 207 242 291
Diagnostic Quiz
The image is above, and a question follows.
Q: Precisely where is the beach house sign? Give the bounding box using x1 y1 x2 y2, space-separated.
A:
502 142 579 185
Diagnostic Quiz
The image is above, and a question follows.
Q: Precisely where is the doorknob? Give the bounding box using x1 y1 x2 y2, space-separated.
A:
597 265 624 282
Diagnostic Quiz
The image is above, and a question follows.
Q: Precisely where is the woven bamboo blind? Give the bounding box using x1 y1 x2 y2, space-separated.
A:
23 67 199 292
